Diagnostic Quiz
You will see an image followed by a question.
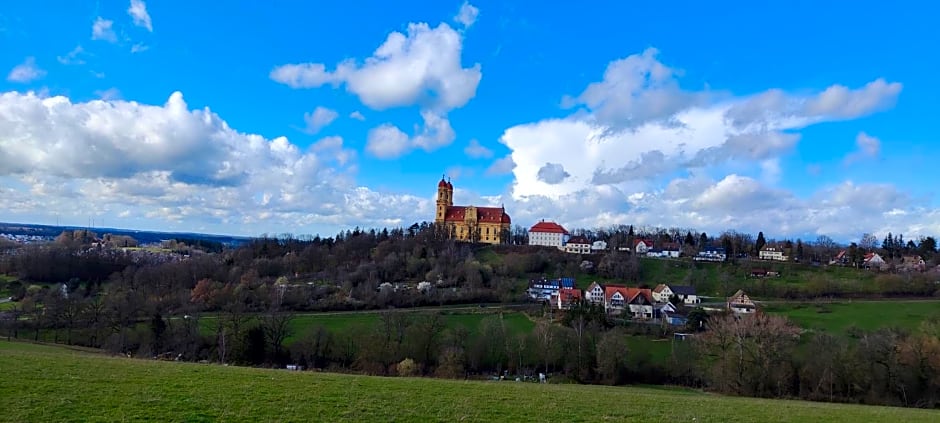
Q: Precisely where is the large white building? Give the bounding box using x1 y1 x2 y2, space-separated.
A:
759 247 788 261
528 220 569 248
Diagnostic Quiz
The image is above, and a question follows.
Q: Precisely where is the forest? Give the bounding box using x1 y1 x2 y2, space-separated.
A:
1 222 939 409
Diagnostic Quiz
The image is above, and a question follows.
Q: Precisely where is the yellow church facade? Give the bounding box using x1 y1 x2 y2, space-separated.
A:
434 177 511 244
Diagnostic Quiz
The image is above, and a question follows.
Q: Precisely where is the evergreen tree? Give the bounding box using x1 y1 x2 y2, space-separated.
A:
684 231 695 246
755 231 766 254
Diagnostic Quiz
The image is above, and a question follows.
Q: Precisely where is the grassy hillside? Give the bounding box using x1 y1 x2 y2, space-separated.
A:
2 341 937 422
764 300 940 333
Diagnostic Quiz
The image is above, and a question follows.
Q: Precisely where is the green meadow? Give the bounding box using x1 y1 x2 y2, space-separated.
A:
1 341 937 422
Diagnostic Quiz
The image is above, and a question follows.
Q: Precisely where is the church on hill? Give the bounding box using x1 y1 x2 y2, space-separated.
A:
434 176 511 244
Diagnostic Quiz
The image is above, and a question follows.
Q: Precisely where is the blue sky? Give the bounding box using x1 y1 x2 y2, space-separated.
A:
1 1 938 241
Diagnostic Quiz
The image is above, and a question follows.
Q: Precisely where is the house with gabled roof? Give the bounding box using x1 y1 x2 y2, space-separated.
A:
585 282 605 305
864 252 886 269
564 235 592 254
633 239 653 255
652 284 674 303
528 220 569 249
670 285 700 304
603 285 653 319
551 287 583 310
727 290 756 314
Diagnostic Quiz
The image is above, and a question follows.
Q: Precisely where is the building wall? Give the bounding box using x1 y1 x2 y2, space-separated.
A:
529 231 565 248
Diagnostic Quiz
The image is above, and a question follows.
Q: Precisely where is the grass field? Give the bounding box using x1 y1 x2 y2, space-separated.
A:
764 300 940 333
198 309 537 344
2 341 937 422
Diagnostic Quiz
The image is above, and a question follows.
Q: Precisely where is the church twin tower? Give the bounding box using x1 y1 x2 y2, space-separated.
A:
434 175 511 245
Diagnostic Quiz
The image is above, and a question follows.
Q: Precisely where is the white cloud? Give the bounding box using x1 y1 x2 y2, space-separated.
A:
130 42 149 53
57 45 87 65
0 90 429 236
498 48 903 201
128 0 153 32
271 22 480 112
464 139 493 158
6 57 46 83
844 132 881 165
349 110 366 121
271 17 481 159
455 2 479 28
565 48 704 130
365 111 455 159
91 17 117 42
366 124 411 159
302 106 339 134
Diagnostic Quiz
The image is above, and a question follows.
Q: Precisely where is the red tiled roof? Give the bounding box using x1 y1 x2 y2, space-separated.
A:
443 206 511 224
529 221 568 234
636 239 653 247
438 178 449 188
567 235 590 245
558 288 582 300
604 285 651 303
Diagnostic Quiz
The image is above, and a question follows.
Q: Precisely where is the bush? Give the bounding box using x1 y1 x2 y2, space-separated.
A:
397 358 418 377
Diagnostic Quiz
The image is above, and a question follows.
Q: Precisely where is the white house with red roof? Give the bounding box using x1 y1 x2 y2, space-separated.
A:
528 220 569 248
633 239 653 255
551 287 583 310
603 285 654 319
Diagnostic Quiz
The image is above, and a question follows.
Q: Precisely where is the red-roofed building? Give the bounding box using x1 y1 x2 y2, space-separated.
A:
434 176 511 244
601 285 652 318
551 287 583 310
528 220 569 248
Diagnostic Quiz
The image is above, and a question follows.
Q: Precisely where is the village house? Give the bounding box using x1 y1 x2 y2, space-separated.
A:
527 277 575 301
651 284 674 303
528 220 569 249
648 242 681 258
603 285 654 319
591 240 608 252
551 287 583 310
727 290 757 314
633 239 653 255
585 282 605 305
759 246 788 261
670 285 700 304
864 252 886 269
900 255 926 272
694 246 727 262
564 235 592 254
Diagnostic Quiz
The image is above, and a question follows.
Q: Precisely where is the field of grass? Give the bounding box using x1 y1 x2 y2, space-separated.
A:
764 300 940 333
2 341 937 422
198 309 536 344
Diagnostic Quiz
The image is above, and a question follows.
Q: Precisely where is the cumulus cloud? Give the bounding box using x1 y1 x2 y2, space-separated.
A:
128 0 153 32
302 106 339 134
726 78 902 130
565 48 704 130
270 23 480 112
0 91 427 235
365 124 411 159
537 163 570 184
455 2 479 28
271 19 480 157
844 132 881 165
92 17 117 42
464 139 493 158
6 57 46 83
498 48 903 201
349 110 365 121
365 111 455 158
